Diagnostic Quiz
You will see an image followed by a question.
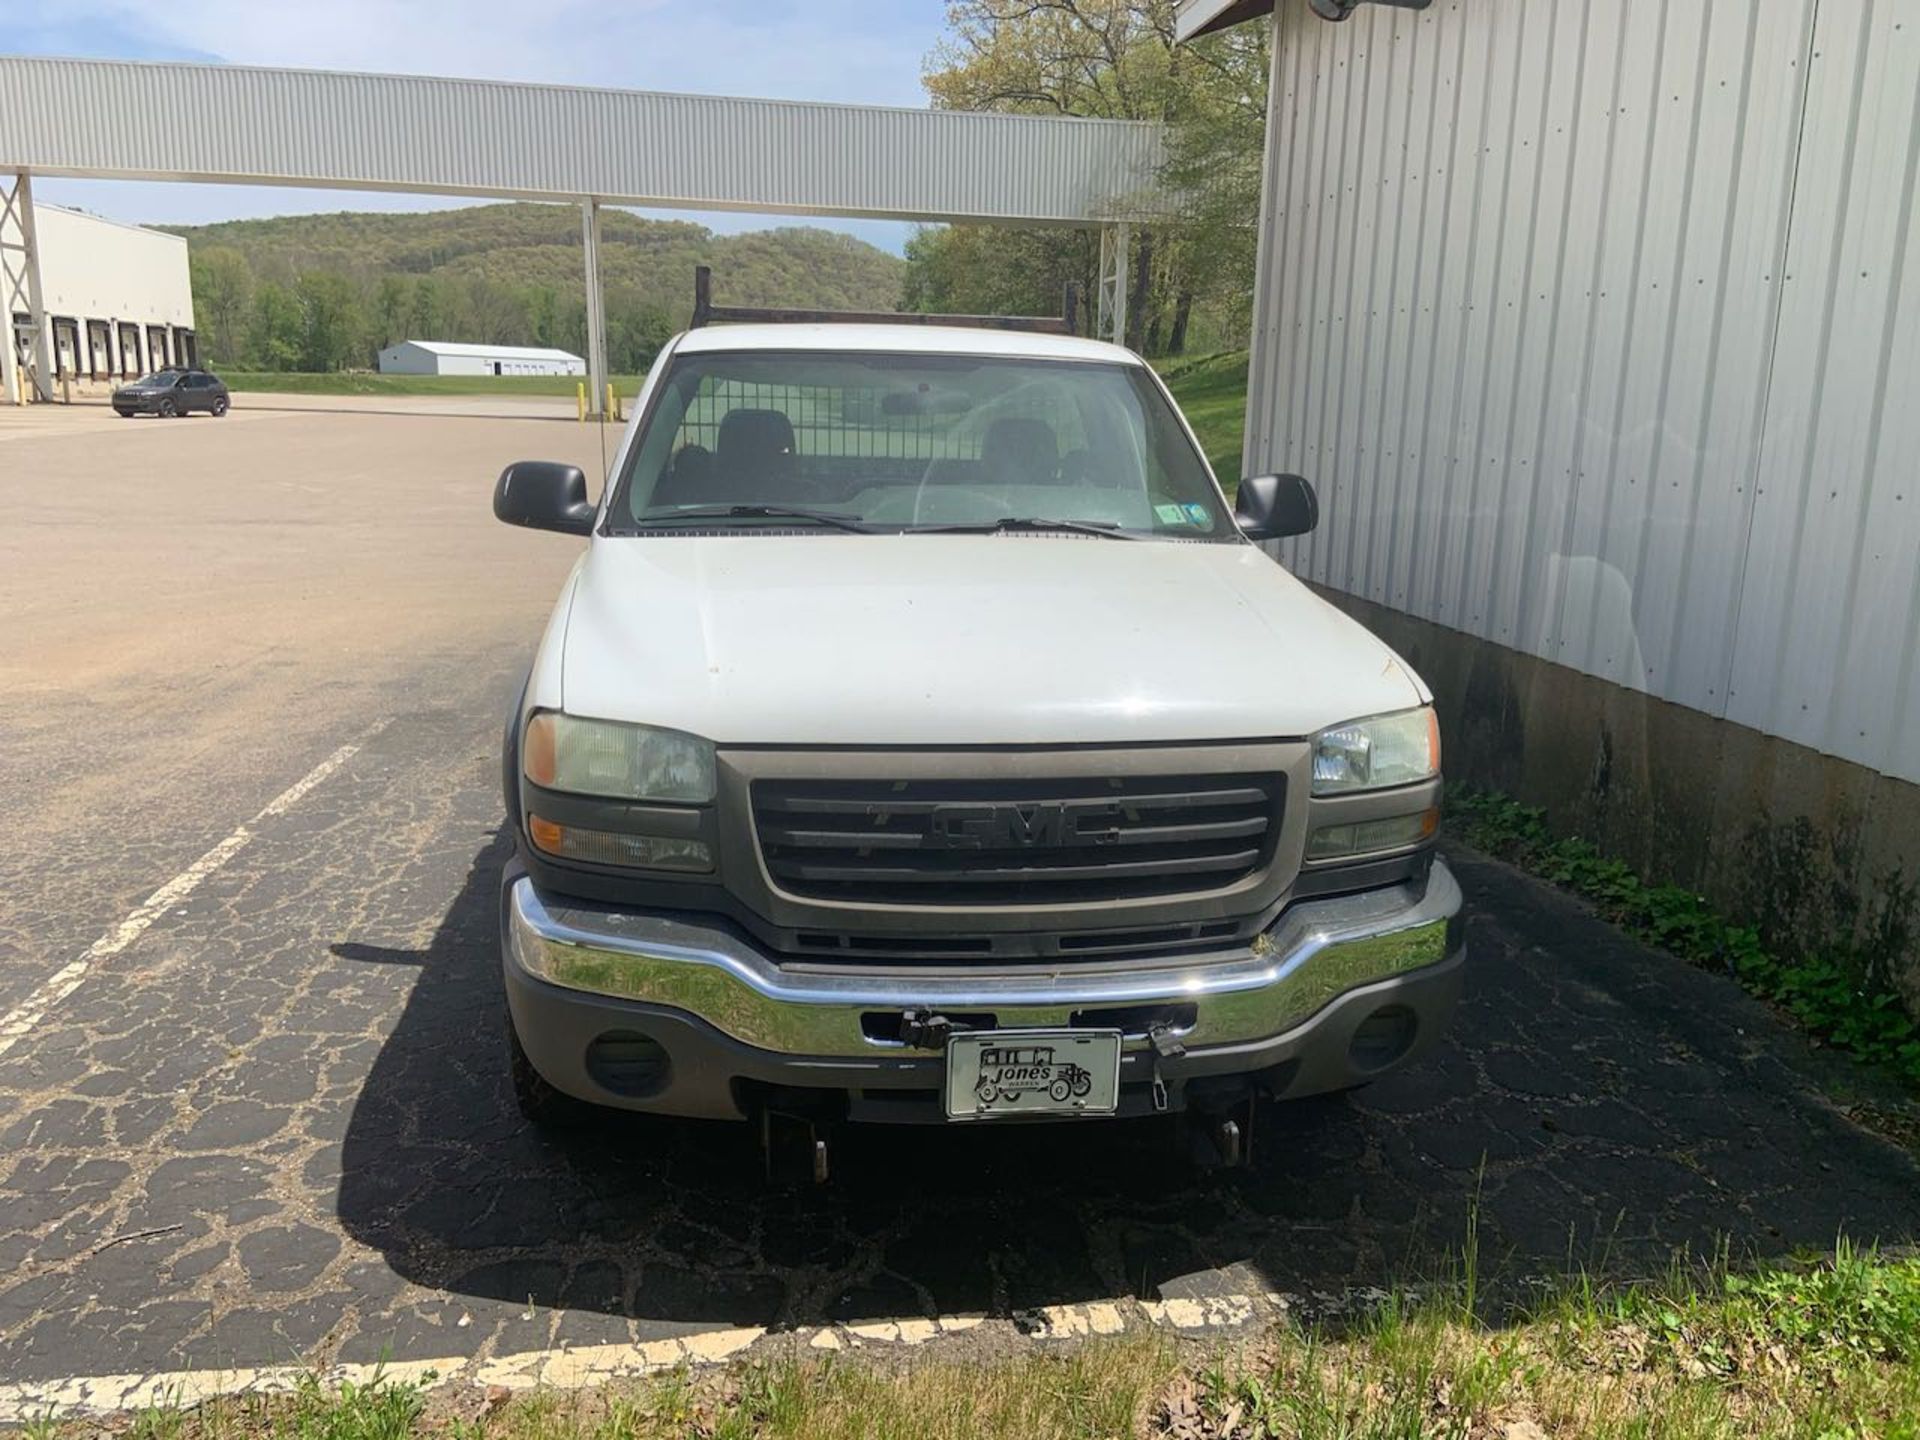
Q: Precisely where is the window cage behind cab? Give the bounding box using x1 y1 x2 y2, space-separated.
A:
688 265 1081 336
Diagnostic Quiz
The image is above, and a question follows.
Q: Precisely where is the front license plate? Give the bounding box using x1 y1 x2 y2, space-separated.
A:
945 1029 1122 1120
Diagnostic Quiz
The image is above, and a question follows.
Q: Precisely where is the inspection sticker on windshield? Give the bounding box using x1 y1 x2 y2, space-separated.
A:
1155 502 1193 526
946 1029 1122 1120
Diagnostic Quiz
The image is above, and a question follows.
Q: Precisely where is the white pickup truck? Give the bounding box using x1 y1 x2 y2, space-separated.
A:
493 321 1462 1160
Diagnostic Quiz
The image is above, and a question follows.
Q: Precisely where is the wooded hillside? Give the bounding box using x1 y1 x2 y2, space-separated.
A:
167 203 907 372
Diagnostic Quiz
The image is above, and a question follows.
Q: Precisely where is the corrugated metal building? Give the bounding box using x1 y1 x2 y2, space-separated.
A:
378 340 586 378
1183 0 1920 930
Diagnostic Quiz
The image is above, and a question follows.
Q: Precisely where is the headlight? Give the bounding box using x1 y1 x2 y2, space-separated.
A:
523 712 716 803
1311 706 1439 795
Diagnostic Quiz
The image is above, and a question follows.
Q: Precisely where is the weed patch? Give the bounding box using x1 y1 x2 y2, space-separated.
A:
1448 787 1920 1087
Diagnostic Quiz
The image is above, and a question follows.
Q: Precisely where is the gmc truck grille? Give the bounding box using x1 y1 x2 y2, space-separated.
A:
751 774 1284 905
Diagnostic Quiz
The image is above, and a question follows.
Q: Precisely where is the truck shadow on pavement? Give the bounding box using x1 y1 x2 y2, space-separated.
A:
333 833 1920 1341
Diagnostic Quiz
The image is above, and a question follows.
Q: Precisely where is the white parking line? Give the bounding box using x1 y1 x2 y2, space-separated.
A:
0 1294 1281 1420
0 736 371 1060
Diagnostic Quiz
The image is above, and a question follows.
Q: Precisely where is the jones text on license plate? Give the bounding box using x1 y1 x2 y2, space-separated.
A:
944 1029 1122 1120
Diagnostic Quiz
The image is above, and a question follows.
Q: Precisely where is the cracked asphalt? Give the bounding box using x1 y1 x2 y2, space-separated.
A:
3 396 1918 1388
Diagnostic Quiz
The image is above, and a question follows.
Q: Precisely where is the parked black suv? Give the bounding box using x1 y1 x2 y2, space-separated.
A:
113 368 230 418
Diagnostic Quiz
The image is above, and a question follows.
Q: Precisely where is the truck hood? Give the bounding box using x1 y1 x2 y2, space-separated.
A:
559 535 1426 746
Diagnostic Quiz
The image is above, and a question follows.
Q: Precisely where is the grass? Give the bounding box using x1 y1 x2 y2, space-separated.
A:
1157 351 1251 494
1187 1244 1920 1440
29 1248 1920 1440
220 372 647 399
1449 787 1920 1089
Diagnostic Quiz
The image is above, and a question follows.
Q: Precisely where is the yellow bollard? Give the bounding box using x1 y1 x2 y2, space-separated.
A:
604 381 616 422
575 381 586 423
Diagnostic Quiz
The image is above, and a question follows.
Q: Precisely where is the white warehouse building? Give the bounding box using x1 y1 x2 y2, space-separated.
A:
5 201 196 390
378 340 585 378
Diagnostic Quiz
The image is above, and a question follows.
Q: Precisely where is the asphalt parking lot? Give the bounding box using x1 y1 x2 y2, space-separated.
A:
2 396 1918 1398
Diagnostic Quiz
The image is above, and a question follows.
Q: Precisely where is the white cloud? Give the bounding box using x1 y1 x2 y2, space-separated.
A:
44 0 942 108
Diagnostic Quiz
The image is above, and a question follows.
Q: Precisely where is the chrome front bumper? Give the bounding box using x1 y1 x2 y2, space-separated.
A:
503 858 1464 1062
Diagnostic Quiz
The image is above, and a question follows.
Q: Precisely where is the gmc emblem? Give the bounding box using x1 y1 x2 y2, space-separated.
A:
926 801 1123 848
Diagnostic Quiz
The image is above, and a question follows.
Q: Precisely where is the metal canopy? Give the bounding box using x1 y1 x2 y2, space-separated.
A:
0 56 1164 225
0 55 1164 411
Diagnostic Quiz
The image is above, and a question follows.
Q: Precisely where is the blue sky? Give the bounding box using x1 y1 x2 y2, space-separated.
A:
8 0 951 253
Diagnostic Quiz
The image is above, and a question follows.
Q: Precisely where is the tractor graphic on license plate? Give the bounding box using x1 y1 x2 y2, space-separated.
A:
973 1044 1096 1108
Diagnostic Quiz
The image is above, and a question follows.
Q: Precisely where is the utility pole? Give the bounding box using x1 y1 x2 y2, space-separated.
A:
581 199 608 419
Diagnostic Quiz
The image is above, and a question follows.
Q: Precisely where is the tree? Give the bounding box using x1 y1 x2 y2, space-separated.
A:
465 275 530 346
1155 15 1271 327
248 281 303 370
294 271 366 371
901 224 1093 322
371 274 414 350
190 247 254 365
605 288 673 373
915 0 1270 353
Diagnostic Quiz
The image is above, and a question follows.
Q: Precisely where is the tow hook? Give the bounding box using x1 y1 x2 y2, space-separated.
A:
1209 1113 1246 1168
899 1009 964 1050
1147 1024 1187 1060
1191 1096 1257 1169
1147 1024 1183 1114
759 1107 831 1186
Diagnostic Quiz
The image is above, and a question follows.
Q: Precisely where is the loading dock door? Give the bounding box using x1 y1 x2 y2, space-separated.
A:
87 320 111 378
52 318 77 377
117 322 140 376
146 325 167 370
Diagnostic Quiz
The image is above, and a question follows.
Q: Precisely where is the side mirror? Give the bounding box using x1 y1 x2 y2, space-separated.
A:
495 460 595 536
1234 473 1318 541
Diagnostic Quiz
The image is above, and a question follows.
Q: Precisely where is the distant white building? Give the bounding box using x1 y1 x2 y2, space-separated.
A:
377 340 585 377
6 202 196 385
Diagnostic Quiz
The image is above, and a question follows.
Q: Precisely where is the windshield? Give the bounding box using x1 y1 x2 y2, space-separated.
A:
605 350 1233 540
133 372 181 386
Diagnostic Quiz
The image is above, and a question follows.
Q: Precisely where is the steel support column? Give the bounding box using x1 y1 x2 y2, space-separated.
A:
1 172 52 403
1095 222 1129 348
581 199 609 418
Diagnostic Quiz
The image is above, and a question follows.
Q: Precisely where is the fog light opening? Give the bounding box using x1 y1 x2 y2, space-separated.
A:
585 1030 672 1098
1347 1004 1418 1073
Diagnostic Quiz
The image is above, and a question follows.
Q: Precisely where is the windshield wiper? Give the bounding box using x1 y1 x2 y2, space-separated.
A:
907 516 1142 540
634 504 877 534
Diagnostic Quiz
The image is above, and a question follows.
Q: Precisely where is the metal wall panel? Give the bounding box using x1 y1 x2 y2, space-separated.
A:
1246 0 1920 784
0 57 1163 224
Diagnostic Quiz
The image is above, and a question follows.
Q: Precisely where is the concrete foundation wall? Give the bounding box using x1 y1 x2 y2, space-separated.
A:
1322 586 1920 1014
